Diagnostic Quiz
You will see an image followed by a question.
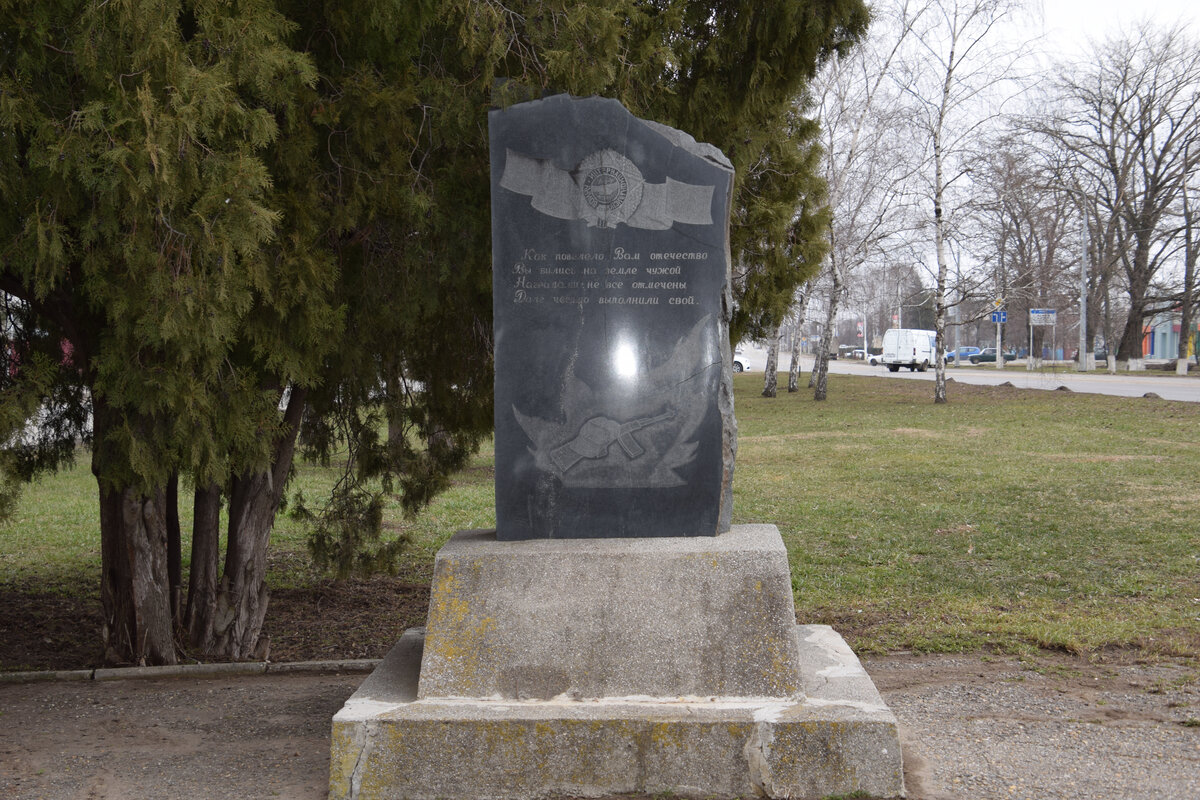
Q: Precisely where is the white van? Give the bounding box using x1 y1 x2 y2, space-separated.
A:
881 328 937 372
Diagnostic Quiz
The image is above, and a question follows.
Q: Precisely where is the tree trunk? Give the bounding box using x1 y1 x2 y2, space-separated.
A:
1179 272 1196 374
932 124 948 404
385 358 405 448
185 482 222 651
98 485 176 665
1116 238 1153 363
93 398 176 666
813 266 841 402
1101 277 1117 373
1115 300 1148 367
187 387 307 661
166 472 181 627
787 298 808 393
762 325 780 397
1179 187 1197 374
812 352 829 399
1029 325 1044 367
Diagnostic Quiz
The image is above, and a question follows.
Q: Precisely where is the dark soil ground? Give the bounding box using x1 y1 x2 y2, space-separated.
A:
0 576 430 672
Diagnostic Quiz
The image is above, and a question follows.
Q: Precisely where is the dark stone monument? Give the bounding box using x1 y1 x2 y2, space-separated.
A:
329 95 905 800
489 94 735 540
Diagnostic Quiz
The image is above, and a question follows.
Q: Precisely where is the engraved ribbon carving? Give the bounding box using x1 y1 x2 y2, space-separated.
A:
500 148 715 230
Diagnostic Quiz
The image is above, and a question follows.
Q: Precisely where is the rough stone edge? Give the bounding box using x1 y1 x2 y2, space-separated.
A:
0 658 380 685
436 522 786 555
0 668 94 684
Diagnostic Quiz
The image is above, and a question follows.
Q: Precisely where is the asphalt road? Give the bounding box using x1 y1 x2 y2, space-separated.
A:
824 358 1200 402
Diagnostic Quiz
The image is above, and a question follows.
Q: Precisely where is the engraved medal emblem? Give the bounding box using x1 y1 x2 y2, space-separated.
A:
578 150 643 228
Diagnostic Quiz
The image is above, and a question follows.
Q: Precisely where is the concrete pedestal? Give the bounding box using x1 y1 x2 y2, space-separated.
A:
330 526 904 799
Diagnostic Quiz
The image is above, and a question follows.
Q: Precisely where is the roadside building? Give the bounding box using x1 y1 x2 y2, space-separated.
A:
1142 311 1199 360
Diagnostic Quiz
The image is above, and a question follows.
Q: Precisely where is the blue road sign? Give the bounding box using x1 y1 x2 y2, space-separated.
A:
990 311 1007 323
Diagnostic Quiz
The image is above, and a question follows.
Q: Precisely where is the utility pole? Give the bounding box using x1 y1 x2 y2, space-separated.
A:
995 316 1003 369
1078 205 1090 371
1027 313 1034 371
953 263 961 367
994 298 1004 370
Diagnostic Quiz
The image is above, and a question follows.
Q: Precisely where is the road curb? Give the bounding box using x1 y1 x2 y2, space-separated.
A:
0 658 380 685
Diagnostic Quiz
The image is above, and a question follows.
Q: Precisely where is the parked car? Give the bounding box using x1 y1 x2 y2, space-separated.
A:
1075 347 1109 363
944 345 981 363
732 345 769 372
969 347 1016 364
866 352 882 366
851 348 866 360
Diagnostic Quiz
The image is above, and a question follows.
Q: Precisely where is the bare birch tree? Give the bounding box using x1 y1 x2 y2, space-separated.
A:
787 288 810 392
810 0 927 401
895 0 1032 402
811 260 842 400
763 325 781 397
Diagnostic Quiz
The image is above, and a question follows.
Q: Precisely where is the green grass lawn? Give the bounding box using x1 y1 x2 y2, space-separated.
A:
734 375 1199 656
2 374 1197 661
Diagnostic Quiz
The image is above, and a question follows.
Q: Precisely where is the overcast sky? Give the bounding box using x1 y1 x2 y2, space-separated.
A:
1034 0 1200 53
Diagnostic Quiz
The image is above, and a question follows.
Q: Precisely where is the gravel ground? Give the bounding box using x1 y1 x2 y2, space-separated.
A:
871 654 1200 800
1 653 1197 799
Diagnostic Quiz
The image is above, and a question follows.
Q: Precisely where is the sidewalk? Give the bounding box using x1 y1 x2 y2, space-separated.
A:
1 653 1197 799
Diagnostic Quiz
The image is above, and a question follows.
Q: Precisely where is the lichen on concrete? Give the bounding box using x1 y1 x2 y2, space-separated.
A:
329 623 904 800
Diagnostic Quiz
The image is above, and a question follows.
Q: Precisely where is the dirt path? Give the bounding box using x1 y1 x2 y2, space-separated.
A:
0 671 359 800
1 654 1197 799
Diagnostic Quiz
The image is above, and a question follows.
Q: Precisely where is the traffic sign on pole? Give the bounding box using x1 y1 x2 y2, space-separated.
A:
990 311 1007 324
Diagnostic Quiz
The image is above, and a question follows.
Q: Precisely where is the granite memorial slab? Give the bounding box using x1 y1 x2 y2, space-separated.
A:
490 94 736 540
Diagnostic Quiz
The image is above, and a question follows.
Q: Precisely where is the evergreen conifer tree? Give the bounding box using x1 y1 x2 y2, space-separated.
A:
1 0 867 664
1 0 336 663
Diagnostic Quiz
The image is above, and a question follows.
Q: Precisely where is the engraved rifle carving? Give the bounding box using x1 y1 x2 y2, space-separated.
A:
511 315 717 489
549 412 673 473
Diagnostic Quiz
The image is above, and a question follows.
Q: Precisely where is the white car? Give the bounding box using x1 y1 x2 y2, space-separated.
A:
732 345 772 373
